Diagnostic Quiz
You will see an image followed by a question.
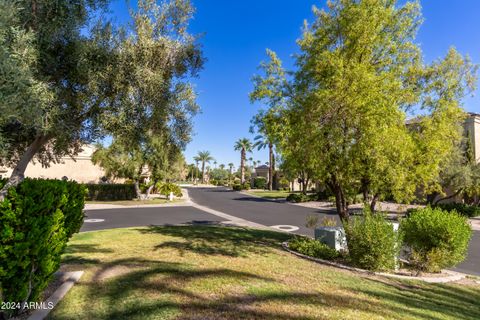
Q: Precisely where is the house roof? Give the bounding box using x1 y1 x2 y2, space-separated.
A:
255 165 269 170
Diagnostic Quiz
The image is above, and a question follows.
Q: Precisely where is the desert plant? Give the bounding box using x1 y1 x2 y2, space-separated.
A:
156 182 182 198
400 207 472 273
253 176 267 189
344 210 400 271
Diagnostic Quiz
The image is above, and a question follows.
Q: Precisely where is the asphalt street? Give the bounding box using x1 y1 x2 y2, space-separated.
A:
81 186 479 276
81 205 223 232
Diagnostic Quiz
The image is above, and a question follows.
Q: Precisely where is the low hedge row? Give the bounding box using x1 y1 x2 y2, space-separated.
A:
0 179 86 318
84 183 136 201
434 202 480 218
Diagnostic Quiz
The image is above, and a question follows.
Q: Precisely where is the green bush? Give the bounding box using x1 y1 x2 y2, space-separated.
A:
434 203 480 218
288 236 339 260
253 177 267 189
0 179 86 318
85 183 136 201
232 182 250 191
344 211 400 271
400 207 472 273
156 182 182 198
286 193 316 203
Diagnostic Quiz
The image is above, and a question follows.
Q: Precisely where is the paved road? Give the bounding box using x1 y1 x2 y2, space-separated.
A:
80 187 479 276
81 205 223 232
187 187 480 276
187 187 338 236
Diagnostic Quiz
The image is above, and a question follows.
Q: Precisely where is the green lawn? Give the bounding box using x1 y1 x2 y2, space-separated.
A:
245 190 292 199
85 198 184 206
51 226 480 320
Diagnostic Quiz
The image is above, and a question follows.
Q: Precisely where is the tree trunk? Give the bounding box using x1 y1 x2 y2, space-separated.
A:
201 162 205 184
240 149 245 184
0 135 49 201
361 177 369 202
433 189 463 205
146 180 157 199
327 178 349 221
268 143 273 190
134 180 142 200
370 193 379 212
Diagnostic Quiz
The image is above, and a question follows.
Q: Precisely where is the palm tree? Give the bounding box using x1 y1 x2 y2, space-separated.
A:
234 138 252 184
219 164 225 170
213 160 217 168
254 134 275 190
196 151 214 184
193 156 201 185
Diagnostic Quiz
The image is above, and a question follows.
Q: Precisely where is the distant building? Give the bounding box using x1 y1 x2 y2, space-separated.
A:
464 112 480 163
0 145 107 183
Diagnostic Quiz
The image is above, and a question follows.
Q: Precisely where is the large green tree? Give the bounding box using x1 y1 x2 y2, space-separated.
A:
252 0 477 220
0 0 203 200
0 0 112 199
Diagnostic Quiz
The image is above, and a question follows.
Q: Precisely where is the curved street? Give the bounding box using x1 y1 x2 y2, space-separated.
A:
82 187 480 276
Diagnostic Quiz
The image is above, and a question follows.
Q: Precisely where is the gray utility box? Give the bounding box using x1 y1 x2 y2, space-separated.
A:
314 227 347 251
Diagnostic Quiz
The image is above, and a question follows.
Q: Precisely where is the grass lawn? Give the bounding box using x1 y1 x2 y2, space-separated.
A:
51 226 480 320
246 190 292 199
85 198 184 206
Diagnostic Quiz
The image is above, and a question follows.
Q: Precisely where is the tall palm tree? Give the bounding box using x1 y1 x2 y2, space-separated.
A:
219 164 225 170
254 134 275 190
196 151 214 184
228 163 234 174
234 138 252 184
213 160 217 168
193 156 201 185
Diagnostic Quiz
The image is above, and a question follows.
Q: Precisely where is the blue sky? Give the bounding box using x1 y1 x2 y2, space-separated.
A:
109 0 480 169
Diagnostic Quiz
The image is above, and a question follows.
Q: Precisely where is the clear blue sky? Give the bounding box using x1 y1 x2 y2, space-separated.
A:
109 0 480 169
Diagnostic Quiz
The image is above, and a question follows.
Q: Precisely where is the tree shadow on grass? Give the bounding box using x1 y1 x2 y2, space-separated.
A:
355 277 480 320
62 244 113 266
139 225 292 257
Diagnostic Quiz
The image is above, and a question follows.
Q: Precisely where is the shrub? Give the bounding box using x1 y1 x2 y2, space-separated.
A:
232 182 250 191
232 184 242 191
85 184 136 201
286 193 312 203
156 182 182 198
288 236 339 260
278 177 290 190
0 179 86 318
253 177 267 189
400 207 472 273
434 203 480 218
344 211 400 271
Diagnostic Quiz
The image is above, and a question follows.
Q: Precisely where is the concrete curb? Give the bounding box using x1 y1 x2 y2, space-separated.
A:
28 271 84 320
282 242 466 283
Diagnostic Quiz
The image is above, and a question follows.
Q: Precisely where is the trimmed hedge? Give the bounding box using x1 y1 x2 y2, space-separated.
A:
85 183 136 201
286 193 317 203
0 179 86 318
401 207 472 273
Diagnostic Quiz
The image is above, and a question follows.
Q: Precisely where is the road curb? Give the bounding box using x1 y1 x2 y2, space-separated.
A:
28 271 84 320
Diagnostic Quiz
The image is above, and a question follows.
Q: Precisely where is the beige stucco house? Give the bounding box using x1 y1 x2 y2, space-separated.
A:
464 112 480 163
0 145 106 183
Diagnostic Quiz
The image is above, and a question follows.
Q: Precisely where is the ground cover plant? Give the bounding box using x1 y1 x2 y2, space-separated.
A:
51 225 480 320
